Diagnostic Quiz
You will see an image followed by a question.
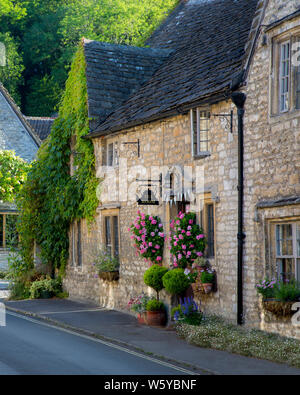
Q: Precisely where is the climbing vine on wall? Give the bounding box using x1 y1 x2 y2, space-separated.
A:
17 43 99 275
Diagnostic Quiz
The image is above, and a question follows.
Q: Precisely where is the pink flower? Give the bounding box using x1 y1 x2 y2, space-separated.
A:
178 234 183 240
178 253 182 259
174 242 177 246
186 231 191 236
151 232 155 237
156 256 162 261
159 223 163 228
151 220 157 225
182 245 186 250
141 221 146 227
181 229 185 234
196 252 203 257
196 234 204 240
174 262 178 267
148 242 152 247
190 244 194 248
158 232 164 238
187 251 192 256
187 226 192 230
155 245 160 250
189 220 193 225
176 220 180 225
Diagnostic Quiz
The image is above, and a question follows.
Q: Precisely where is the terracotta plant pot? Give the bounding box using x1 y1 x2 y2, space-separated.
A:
202 283 213 294
137 312 147 325
98 271 119 281
146 311 166 327
262 299 296 317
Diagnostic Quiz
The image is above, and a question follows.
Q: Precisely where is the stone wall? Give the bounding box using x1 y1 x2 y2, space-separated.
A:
242 0 300 337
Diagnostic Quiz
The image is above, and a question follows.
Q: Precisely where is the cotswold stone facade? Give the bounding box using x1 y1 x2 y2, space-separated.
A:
64 0 300 339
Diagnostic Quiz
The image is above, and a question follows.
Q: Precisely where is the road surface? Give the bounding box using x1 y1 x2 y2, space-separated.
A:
0 312 195 375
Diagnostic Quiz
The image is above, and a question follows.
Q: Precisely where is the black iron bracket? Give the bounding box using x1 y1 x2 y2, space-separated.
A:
122 139 140 157
212 110 234 133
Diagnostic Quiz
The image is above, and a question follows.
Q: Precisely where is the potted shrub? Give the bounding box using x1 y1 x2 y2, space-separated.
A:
200 270 215 294
94 249 120 281
128 293 152 324
143 264 168 300
162 268 191 301
146 299 166 327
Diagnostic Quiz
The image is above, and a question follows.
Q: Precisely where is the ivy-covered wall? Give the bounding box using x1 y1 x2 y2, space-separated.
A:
17 42 99 275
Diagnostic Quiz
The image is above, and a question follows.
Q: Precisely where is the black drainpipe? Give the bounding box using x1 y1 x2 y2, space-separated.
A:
231 92 246 325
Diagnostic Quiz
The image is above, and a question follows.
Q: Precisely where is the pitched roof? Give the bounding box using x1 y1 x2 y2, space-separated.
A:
25 116 56 141
88 0 259 137
0 83 41 147
83 39 172 129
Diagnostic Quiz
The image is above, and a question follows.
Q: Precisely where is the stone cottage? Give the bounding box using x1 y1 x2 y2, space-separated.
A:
0 83 41 268
64 0 300 339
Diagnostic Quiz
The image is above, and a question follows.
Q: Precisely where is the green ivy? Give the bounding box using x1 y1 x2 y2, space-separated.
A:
17 43 99 276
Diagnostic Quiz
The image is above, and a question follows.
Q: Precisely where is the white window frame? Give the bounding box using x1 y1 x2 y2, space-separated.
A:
279 41 290 113
190 108 211 157
107 141 119 167
275 222 300 281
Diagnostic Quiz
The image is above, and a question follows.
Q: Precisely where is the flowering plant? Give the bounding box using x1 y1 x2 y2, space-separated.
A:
127 293 153 314
129 211 165 264
256 278 276 299
170 212 206 269
171 297 203 326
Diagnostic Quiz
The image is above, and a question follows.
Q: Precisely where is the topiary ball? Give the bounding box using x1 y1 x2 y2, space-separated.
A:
162 268 190 296
144 264 169 293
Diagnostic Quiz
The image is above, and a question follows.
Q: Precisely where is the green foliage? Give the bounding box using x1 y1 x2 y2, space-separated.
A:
200 271 215 284
256 278 276 300
17 44 99 274
143 265 168 299
29 277 62 299
274 281 300 302
0 32 24 105
162 268 191 296
94 249 119 273
146 299 165 312
0 150 30 202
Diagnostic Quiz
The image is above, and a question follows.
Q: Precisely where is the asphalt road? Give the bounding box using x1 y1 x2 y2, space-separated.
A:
0 312 195 375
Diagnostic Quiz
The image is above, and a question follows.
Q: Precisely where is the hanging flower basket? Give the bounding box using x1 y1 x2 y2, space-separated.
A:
98 271 119 282
262 299 296 317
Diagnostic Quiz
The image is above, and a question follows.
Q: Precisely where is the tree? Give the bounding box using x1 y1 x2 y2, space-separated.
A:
0 150 31 203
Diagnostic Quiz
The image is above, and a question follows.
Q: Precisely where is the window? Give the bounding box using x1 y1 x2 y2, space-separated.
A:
275 223 300 282
106 142 119 167
0 214 18 248
190 109 210 156
103 213 119 259
199 195 215 258
279 41 290 112
71 220 82 267
272 36 300 114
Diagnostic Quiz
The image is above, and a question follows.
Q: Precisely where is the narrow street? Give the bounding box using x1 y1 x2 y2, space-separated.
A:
0 312 194 375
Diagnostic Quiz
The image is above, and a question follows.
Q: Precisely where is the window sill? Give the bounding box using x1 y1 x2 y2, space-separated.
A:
269 109 300 124
193 152 211 160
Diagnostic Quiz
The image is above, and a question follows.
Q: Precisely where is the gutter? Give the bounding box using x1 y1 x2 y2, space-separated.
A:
231 92 247 326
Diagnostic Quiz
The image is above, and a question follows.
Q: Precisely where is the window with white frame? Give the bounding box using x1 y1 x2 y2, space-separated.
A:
275 222 300 282
190 108 210 156
272 35 300 114
106 142 119 167
279 41 290 112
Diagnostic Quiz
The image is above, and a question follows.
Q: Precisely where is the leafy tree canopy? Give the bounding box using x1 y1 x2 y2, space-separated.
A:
0 150 31 203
